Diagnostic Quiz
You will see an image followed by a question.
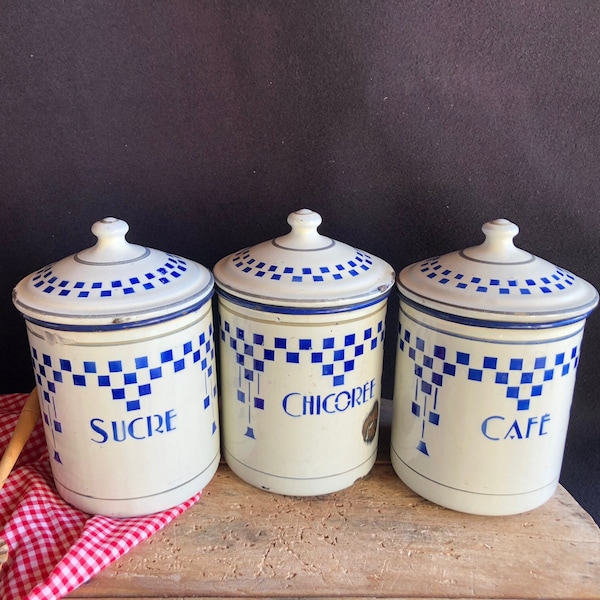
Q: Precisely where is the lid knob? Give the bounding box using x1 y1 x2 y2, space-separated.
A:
91 216 130 241
274 209 333 250
462 218 531 263
481 218 520 250
76 217 147 264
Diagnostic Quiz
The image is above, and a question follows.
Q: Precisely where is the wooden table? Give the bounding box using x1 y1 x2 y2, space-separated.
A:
67 415 600 600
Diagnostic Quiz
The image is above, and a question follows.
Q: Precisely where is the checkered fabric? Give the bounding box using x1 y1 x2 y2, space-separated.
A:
0 393 200 600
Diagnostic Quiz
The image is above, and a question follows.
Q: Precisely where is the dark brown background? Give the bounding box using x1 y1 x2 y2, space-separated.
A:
1 1 598 523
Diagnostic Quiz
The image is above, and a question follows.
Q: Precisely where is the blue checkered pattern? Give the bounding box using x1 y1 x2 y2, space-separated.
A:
397 323 580 456
418 257 576 296
31 324 217 464
31 254 188 299
221 319 385 439
229 247 374 283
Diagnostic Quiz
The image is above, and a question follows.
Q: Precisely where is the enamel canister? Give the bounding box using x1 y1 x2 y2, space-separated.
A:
213 209 395 495
391 219 598 515
12 217 220 517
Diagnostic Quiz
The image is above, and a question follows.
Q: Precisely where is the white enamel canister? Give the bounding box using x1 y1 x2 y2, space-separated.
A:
213 209 395 496
391 219 598 515
12 218 220 517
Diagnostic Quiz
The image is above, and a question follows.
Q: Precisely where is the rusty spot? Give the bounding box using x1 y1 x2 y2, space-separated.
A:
362 400 379 443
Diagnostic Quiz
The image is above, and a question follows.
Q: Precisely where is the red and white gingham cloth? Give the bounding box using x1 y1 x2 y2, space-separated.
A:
0 393 201 599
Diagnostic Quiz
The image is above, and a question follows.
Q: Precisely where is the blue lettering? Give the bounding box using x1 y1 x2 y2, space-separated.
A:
282 379 377 417
149 413 164 434
89 409 178 443
352 385 364 406
90 418 109 444
481 415 503 441
304 395 316 416
283 392 302 417
321 393 336 414
112 420 127 442
335 391 351 412
128 417 145 440
504 420 523 440
525 416 539 439
482 413 552 441
540 413 550 435
165 409 177 431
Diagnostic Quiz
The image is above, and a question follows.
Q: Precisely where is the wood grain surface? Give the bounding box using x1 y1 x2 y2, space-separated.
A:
66 462 600 600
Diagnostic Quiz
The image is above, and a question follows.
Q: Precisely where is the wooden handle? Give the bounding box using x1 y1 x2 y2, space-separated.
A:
0 389 41 488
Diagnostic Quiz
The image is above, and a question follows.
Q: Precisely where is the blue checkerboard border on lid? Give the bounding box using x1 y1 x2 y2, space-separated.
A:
230 247 374 283
418 257 576 296
30 254 189 299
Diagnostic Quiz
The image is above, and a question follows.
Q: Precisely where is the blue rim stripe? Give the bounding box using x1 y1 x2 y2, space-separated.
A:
216 286 390 315
20 291 214 332
398 292 593 330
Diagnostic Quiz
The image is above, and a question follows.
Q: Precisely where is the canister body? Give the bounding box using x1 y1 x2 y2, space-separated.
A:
25 302 220 517
217 295 388 495
391 300 585 515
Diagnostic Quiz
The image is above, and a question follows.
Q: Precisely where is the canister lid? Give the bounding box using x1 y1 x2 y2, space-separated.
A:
12 217 214 330
397 219 598 326
213 209 395 311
